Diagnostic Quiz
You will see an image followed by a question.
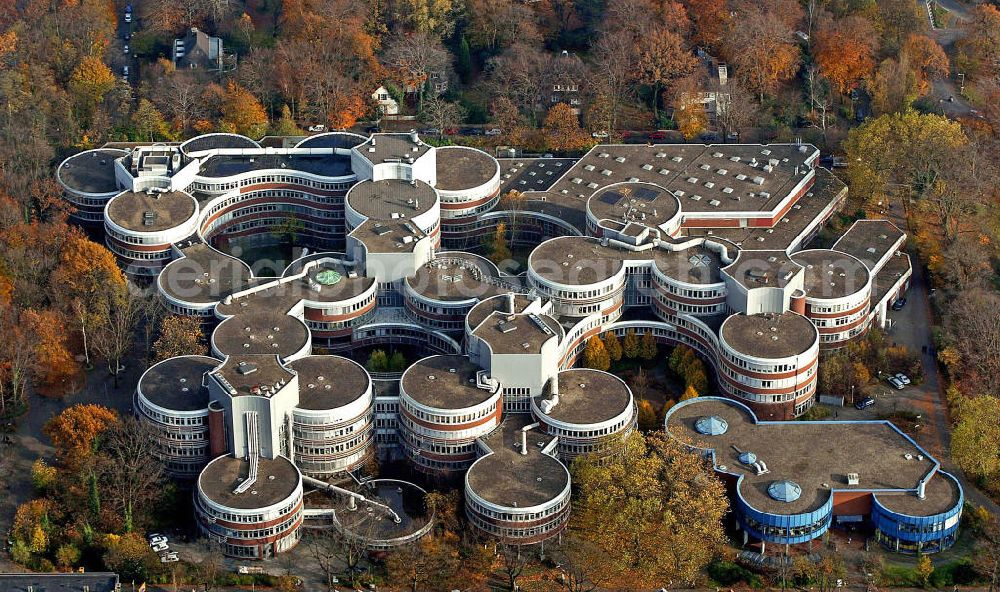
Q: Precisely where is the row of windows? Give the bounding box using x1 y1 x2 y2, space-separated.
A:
320 292 376 316
742 513 828 539
468 509 568 539
721 363 815 389
723 381 815 404
191 175 352 194
203 188 345 218
530 278 623 301
138 402 208 426
400 429 477 456
400 398 498 425
108 242 172 261
466 494 569 523
198 497 300 525
655 280 725 299
721 348 813 373
809 294 869 314
293 431 371 456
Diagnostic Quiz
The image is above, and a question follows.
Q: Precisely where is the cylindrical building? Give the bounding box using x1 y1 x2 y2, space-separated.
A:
56 148 128 224
195 454 303 559
135 355 219 478
398 355 502 474
718 312 819 420
104 189 200 280
288 355 375 478
790 249 872 349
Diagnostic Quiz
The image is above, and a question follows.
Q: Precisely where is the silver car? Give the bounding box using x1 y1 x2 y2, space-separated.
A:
895 373 911 385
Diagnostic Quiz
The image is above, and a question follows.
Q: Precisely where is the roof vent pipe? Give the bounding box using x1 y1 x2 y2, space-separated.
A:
520 422 541 455
917 480 926 499
410 129 419 143
507 292 515 314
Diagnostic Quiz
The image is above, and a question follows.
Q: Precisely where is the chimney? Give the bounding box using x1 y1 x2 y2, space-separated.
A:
410 129 419 143
520 429 528 455
506 292 515 314
551 373 559 396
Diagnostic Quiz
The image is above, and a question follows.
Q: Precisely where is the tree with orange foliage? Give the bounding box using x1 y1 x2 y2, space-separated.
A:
44 404 119 467
51 230 125 367
68 56 117 106
23 309 79 391
683 0 729 49
722 6 800 99
542 103 592 152
153 315 206 363
902 34 949 94
814 16 877 94
219 82 268 138
956 5 1000 80
635 27 698 117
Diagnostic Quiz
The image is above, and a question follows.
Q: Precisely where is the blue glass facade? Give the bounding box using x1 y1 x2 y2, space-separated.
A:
871 471 963 554
734 484 833 545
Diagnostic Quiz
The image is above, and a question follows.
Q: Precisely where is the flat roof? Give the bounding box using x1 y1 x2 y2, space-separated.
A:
349 219 426 254
139 355 219 411
467 414 569 508
346 179 436 220
356 133 432 166
536 144 817 215
723 250 802 290
199 454 299 509
685 167 848 250
106 189 197 232
0 573 120 592
720 312 817 359
212 311 309 358
587 182 681 230
535 369 632 426
529 236 722 286
791 249 870 300
199 152 352 178
58 148 126 194
406 254 506 302
872 252 912 305
215 262 374 317
294 132 366 150
401 355 498 410
469 298 562 355
832 219 906 271
498 158 577 194
181 133 259 154
160 243 253 305
289 355 370 411
211 354 295 397
435 146 498 191
322 480 432 543
666 398 960 515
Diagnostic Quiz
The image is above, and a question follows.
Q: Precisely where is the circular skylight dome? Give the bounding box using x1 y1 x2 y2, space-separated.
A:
739 451 757 465
768 480 802 503
315 269 342 285
695 415 729 436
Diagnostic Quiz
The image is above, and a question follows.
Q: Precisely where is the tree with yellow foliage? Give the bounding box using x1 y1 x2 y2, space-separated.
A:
675 101 708 140
570 431 728 588
68 56 117 106
680 384 699 400
583 336 611 371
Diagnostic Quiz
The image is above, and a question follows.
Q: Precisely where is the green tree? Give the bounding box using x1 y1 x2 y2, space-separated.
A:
270 105 302 136
639 332 657 361
582 336 611 371
570 431 728 588
389 351 407 372
603 332 623 362
622 329 640 359
367 349 389 372
456 36 472 82
131 99 172 142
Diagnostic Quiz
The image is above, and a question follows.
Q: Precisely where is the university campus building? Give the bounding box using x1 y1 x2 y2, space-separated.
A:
665 397 963 554
57 131 944 558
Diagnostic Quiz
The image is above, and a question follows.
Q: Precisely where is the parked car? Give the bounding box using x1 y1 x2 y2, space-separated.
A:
444 127 458 135
122 65 129 79
895 373 911 385
887 376 904 390
891 297 907 311
364 125 381 134
422 128 441 136
591 130 609 139
146 532 165 541
307 124 326 132
123 44 129 54
649 130 669 140
124 11 131 23
148 535 167 546
542 153 554 158
160 553 179 563
484 128 502 136
151 542 169 553
855 396 876 410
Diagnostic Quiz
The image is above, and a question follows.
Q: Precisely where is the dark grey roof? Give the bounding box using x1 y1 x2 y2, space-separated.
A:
0 573 120 592
58 149 126 194
198 153 352 178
